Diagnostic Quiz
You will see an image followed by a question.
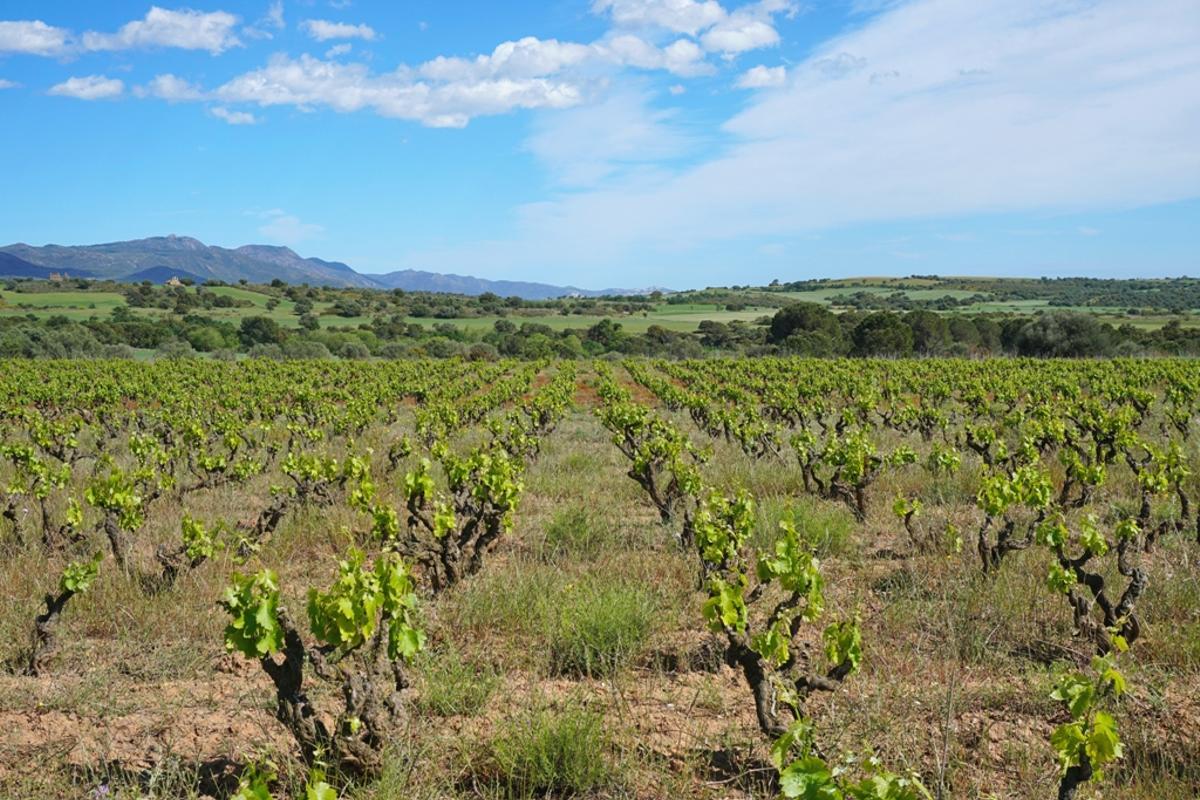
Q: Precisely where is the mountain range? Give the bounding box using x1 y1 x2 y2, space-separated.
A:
0 236 644 299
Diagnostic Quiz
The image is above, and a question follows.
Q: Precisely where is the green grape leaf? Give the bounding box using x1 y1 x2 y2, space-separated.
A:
1050 721 1087 770
823 618 862 673
1085 711 1123 768
778 756 841 799
221 570 283 659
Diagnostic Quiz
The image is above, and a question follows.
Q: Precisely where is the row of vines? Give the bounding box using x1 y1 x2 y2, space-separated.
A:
597 357 1200 800
2 357 1199 798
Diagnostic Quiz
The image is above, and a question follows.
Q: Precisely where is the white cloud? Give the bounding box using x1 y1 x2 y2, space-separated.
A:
266 1 285 29
588 34 709 77
302 19 377 41
0 20 70 55
594 0 726 35
701 17 779 55
526 89 694 186
204 28 723 127
48 75 125 100
210 106 259 125
214 53 584 128
594 0 792 57
0 79 18 90
82 7 241 55
420 37 592 82
137 73 205 101
129 1 789 126
257 209 323 244
243 0 285 39
700 0 794 56
668 83 686 95
1078 226 1101 237
735 64 785 88
396 0 1200 275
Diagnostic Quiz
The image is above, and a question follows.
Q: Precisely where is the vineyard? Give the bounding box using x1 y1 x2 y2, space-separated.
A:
0 358 1198 800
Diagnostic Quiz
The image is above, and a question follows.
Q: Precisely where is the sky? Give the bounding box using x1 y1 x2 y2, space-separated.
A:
0 0 1197 290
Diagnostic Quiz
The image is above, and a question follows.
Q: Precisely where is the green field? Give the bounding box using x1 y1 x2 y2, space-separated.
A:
0 287 774 334
4 279 1200 341
0 289 129 320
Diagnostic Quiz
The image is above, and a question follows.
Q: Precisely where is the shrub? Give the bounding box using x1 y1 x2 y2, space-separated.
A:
338 341 371 360
484 704 612 799
547 579 654 677
377 342 410 360
100 343 135 359
282 339 332 359
756 497 855 559
423 336 462 358
539 507 603 562
467 342 500 361
449 562 561 641
247 343 284 359
417 647 499 717
155 338 196 360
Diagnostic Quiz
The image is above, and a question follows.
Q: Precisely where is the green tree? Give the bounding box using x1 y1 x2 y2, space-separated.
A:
768 302 841 345
586 319 624 351
239 316 286 348
905 310 951 355
1016 312 1115 357
185 326 226 353
852 312 914 356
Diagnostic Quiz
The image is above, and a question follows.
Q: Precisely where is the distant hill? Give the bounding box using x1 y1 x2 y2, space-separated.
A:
0 251 95 280
1 235 654 298
368 269 635 299
0 236 379 288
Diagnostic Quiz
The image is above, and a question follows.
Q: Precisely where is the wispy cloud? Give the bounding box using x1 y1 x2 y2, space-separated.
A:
136 74 205 102
256 209 324 244
302 19 377 41
735 64 785 88
210 106 260 125
49 75 124 100
243 0 286 40
266 1 285 29
525 88 694 186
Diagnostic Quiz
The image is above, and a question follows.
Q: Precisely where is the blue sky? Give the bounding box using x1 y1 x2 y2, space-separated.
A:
0 0 1197 289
